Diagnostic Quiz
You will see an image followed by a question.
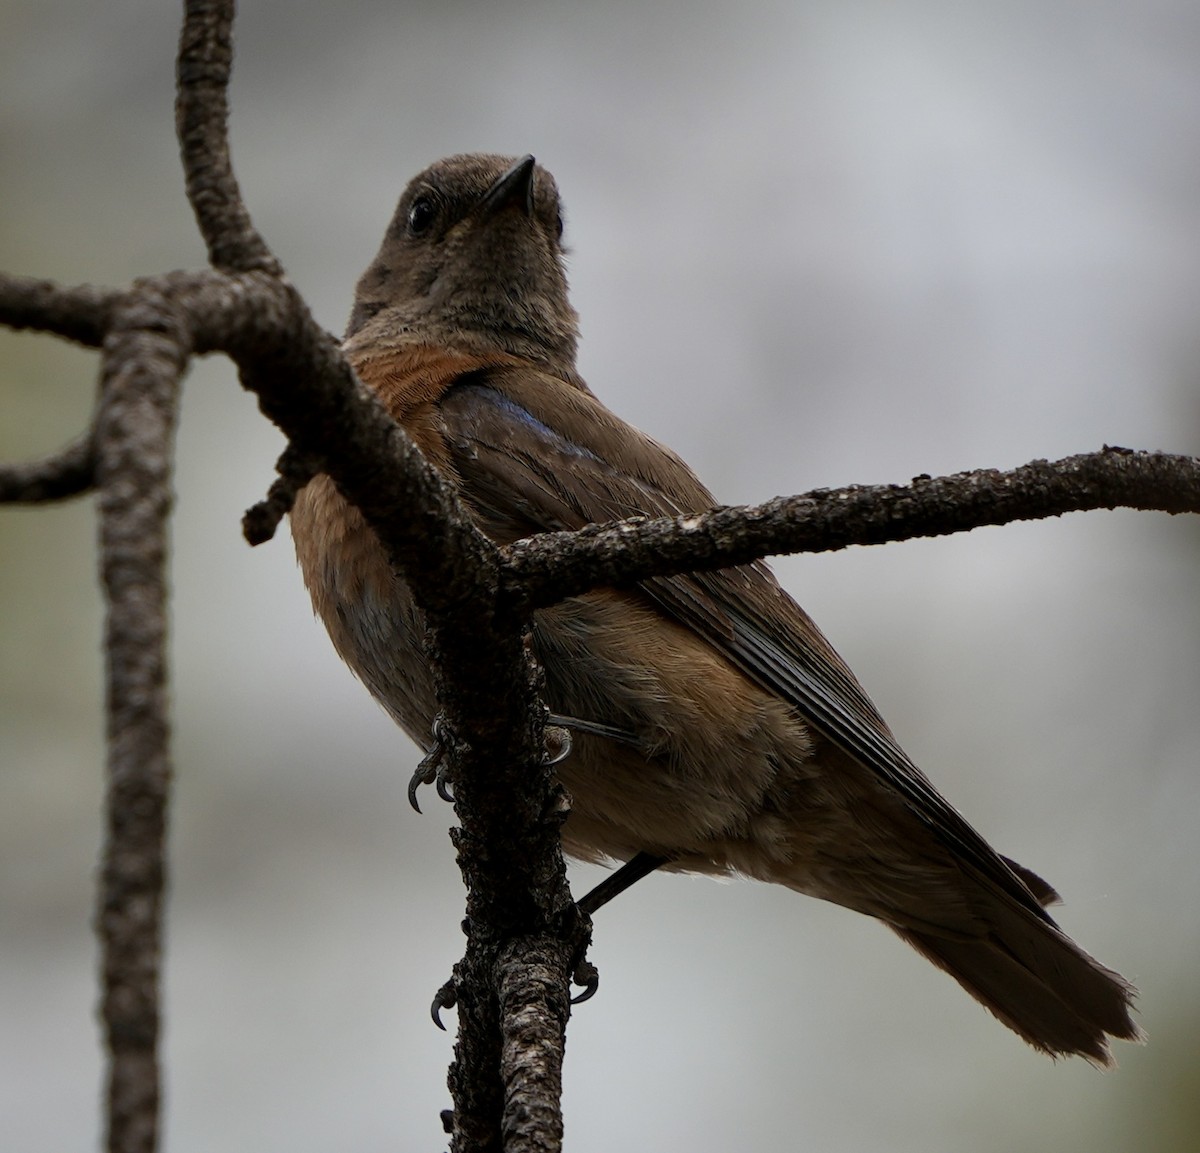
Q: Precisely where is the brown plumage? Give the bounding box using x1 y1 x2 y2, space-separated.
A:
290 153 1141 1064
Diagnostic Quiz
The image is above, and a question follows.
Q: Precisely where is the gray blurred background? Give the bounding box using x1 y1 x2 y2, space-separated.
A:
2 1 1198 1150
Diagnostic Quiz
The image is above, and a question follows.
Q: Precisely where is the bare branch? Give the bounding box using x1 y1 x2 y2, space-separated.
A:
94 289 189 1153
169 269 508 627
1 259 527 660
504 448 1200 610
0 272 118 346
175 0 282 275
447 948 505 1153
496 936 574 1153
241 442 320 545
0 430 96 503
442 933 578 1153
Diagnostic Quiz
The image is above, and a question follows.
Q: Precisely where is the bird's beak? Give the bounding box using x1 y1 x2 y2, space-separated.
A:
481 154 536 218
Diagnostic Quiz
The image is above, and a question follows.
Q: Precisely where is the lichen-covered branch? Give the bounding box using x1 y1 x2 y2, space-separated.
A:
0 273 117 346
496 936 576 1153
0 429 96 503
503 447 1200 610
94 289 189 1153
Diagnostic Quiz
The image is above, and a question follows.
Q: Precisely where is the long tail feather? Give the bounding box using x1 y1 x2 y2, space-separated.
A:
891 869 1141 1066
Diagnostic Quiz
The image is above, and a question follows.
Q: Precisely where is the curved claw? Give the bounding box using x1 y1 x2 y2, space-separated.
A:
431 980 458 1031
570 959 600 1004
410 716 452 813
543 725 573 766
408 762 437 814
436 768 455 803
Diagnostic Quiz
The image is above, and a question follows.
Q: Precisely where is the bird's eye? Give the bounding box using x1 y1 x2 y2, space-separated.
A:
407 195 438 235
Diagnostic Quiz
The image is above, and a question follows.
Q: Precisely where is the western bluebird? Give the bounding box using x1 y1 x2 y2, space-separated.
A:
290 153 1139 1064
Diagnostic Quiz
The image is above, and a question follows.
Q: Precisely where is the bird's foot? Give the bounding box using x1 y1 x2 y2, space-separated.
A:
408 715 456 812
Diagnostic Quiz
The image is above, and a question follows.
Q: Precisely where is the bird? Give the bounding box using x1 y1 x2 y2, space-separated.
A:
289 152 1140 1065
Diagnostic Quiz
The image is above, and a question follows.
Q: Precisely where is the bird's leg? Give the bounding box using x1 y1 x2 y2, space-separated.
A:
413 707 666 1005
568 852 669 1004
545 711 644 765
412 712 640 807
546 713 642 747
551 711 665 1001
577 851 668 915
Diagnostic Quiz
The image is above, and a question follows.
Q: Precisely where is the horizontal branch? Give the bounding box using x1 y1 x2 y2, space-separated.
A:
0 264 542 777
0 430 96 503
0 265 525 712
0 273 118 346
503 448 1200 609
10 273 1192 629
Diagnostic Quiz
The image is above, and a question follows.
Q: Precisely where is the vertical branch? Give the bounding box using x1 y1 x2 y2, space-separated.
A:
433 633 583 1152
176 0 282 275
496 938 573 1153
94 294 189 1153
447 948 506 1153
